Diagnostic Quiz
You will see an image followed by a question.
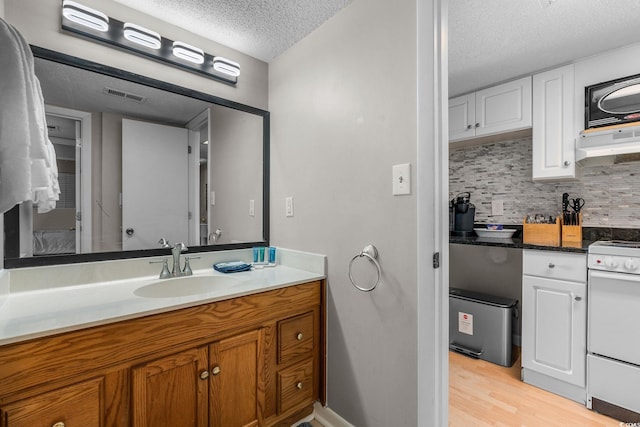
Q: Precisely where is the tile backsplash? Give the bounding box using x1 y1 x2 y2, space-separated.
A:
449 136 640 228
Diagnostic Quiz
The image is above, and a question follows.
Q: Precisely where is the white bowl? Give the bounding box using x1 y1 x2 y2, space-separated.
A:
473 228 517 239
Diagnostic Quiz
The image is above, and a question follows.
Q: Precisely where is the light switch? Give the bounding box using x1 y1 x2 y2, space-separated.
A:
210 191 215 206
392 163 411 195
249 199 255 217
285 196 294 217
491 200 504 216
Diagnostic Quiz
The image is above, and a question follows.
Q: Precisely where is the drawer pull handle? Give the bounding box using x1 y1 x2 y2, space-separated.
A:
200 370 210 380
575 296 582 301
297 332 303 340
211 366 221 376
548 263 555 268
296 381 303 390
52 423 65 427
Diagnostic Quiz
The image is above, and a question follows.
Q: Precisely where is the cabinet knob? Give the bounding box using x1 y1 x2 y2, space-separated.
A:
548 263 555 268
200 370 210 380
52 423 65 427
475 123 480 128
564 160 571 167
296 332 303 341
466 124 472 130
211 366 221 376
296 381 303 390
575 296 582 301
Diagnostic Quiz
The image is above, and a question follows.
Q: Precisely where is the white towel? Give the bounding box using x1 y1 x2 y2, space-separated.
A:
0 18 60 215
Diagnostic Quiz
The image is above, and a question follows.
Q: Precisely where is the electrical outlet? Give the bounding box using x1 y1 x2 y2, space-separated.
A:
285 196 294 217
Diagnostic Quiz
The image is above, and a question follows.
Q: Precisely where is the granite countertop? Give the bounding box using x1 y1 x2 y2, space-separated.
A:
0 248 326 346
449 233 591 253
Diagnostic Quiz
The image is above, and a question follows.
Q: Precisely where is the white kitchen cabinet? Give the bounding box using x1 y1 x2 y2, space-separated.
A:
532 64 576 180
449 76 532 142
521 250 587 403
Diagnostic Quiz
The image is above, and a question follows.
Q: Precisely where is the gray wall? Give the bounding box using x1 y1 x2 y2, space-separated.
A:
450 136 640 227
269 0 423 425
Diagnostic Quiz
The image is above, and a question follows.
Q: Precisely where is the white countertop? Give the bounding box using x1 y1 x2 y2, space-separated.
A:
0 248 326 346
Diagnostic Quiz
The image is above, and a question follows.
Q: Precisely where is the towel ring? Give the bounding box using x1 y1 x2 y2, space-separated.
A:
348 244 381 292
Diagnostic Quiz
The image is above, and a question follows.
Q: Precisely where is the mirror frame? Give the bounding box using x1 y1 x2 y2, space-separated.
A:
4 46 270 268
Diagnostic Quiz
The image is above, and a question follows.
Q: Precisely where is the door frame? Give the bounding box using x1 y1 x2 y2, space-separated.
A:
45 105 92 254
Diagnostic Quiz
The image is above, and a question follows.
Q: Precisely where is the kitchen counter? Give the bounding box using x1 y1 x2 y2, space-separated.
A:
0 247 326 346
449 233 592 253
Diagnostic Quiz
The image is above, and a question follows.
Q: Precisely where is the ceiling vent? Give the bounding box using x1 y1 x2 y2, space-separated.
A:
103 87 146 103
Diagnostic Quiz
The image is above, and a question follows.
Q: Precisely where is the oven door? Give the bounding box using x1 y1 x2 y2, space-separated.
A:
588 270 640 366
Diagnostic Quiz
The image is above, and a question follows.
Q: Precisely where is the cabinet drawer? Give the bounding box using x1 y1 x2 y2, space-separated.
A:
523 250 586 283
278 312 314 364
0 377 104 427
277 359 314 414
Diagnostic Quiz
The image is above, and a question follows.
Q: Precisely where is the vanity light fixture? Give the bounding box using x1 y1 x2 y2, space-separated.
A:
172 41 205 65
123 23 161 50
213 57 241 77
60 1 240 85
62 0 109 32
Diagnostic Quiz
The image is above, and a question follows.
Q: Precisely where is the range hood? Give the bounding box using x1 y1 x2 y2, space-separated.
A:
576 124 640 166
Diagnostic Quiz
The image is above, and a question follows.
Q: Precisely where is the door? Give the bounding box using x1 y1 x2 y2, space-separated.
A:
588 269 640 365
131 346 209 427
522 275 586 387
122 119 189 250
532 64 575 180
209 329 263 427
448 93 476 141
475 76 532 136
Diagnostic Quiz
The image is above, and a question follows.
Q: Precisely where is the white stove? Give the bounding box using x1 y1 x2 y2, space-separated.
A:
587 240 640 421
588 240 640 273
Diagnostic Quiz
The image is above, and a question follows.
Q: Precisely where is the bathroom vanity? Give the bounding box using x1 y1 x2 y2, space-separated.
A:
0 250 326 427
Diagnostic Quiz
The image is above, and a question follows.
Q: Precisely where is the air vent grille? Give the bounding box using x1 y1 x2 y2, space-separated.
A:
103 87 146 103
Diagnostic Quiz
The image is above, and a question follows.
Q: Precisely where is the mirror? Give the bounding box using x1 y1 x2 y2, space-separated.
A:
4 46 269 268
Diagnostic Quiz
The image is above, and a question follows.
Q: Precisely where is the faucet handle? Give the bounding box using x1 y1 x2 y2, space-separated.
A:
183 256 200 276
150 258 171 279
158 237 171 248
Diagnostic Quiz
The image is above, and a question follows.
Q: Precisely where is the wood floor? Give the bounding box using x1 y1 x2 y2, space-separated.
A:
449 350 620 426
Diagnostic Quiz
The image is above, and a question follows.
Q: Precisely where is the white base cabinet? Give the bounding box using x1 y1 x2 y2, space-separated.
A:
532 64 577 180
521 250 587 403
449 76 532 142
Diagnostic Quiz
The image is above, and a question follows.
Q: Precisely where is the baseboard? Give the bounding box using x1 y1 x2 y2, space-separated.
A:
313 402 355 427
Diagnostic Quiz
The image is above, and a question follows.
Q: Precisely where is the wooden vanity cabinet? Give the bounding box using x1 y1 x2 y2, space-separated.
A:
0 280 324 427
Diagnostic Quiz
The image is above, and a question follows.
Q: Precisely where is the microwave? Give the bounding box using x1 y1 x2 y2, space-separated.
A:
585 73 640 129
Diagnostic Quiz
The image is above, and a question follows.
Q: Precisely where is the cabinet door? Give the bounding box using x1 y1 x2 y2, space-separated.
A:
522 275 586 387
448 93 476 141
0 377 104 427
475 76 532 137
532 64 576 180
132 346 209 427
209 329 263 427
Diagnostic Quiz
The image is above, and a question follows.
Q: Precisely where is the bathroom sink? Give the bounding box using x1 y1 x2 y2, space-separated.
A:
134 275 240 298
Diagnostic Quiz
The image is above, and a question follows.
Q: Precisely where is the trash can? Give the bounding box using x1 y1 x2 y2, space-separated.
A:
449 288 518 367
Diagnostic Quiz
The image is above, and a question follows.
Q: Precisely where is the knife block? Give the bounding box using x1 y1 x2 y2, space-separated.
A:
523 216 561 246
561 213 582 247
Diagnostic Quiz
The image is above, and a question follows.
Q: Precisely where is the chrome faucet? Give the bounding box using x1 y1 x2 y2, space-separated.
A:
170 242 187 276
157 238 189 278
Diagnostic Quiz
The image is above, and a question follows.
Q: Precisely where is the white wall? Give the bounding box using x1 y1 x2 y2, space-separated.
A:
270 0 444 425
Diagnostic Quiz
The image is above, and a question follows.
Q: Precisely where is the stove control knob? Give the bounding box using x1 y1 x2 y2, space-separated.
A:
624 259 640 271
604 257 619 268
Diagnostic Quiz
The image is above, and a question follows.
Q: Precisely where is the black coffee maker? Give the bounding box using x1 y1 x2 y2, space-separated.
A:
450 192 476 237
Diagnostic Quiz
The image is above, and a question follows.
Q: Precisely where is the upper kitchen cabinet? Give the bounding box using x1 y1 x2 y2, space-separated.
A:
449 76 532 142
532 64 576 180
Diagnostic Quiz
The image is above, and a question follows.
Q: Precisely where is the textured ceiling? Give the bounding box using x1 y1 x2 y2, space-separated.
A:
111 0 352 62
450 0 640 97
